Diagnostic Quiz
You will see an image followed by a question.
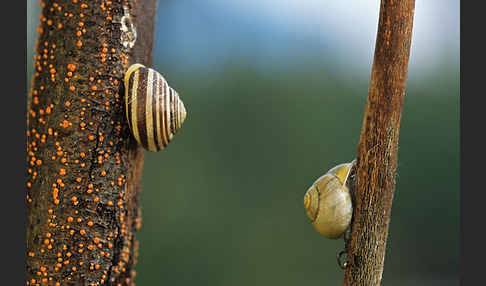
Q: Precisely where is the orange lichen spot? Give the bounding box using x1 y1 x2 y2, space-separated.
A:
27 182 32 188
88 135 95 141
66 252 72 257
76 177 82 183
80 152 86 158
45 232 52 238
80 229 86 235
59 168 66 176
69 85 75 91
52 188 59 201
77 217 82 223
67 216 74 223
78 21 84 27
87 221 94 227
60 120 71 128
57 23 63 29
72 266 77 271
81 3 87 8
93 196 100 203
101 171 106 177
69 230 75 235
91 85 97 91
36 159 42 166
50 68 56 74
67 63 76 72
47 19 53 26
76 40 83 48
44 239 50 245
88 244 94 250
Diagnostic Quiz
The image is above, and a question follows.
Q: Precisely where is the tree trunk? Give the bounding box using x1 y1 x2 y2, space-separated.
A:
26 1 157 285
343 0 415 285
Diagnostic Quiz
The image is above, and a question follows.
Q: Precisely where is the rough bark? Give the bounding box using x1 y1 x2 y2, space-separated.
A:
26 1 157 285
343 1 415 285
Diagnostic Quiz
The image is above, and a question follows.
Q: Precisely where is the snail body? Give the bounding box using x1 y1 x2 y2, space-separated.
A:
304 160 355 239
124 64 187 152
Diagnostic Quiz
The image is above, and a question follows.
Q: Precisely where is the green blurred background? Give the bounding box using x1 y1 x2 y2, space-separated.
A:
28 1 459 285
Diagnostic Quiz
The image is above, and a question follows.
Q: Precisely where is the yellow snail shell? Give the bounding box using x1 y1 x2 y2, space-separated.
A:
303 160 355 239
124 64 187 151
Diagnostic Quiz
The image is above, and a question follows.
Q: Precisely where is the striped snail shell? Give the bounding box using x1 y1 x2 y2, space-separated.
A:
124 64 187 152
303 160 356 239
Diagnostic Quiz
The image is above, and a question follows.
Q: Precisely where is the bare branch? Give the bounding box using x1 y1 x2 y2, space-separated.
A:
343 1 416 285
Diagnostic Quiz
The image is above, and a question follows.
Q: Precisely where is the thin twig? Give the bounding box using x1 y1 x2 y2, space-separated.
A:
343 1 416 285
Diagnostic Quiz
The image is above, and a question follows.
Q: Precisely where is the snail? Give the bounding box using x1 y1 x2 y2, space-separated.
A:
124 63 187 151
303 159 356 239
